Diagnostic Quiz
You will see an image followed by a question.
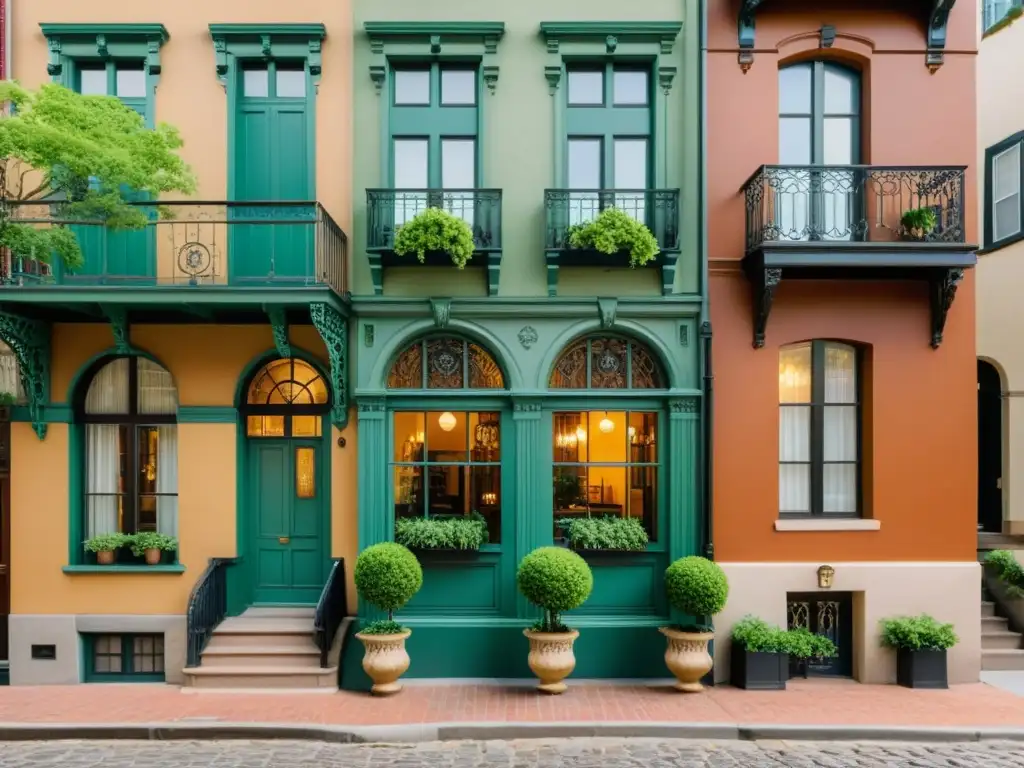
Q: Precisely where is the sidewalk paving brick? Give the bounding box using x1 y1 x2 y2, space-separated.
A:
0 679 1023 730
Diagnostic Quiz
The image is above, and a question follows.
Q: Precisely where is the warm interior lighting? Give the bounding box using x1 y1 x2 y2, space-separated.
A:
628 426 636 439
599 413 615 434
575 425 587 442
438 412 457 432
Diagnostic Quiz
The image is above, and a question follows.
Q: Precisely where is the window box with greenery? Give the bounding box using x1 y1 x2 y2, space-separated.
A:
661 556 730 692
83 533 129 566
785 626 839 679
729 616 789 690
518 546 593 695
393 513 488 553
390 207 476 269
557 515 648 553
0 392 16 422
129 533 178 566
899 206 938 242
880 614 958 689
561 208 660 268
353 542 423 696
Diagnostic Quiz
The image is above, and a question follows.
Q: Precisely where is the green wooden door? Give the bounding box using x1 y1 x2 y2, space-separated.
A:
231 65 313 284
250 438 325 604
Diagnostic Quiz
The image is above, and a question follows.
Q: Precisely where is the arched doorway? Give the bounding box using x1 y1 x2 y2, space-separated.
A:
240 357 331 604
978 360 1004 534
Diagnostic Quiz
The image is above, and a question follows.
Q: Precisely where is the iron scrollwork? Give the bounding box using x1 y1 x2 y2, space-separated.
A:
752 268 782 350
310 303 348 431
0 312 50 439
929 268 963 349
266 307 291 359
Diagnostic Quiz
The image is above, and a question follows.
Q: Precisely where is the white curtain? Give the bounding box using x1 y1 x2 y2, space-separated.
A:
86 424 120 535
778 344 811 513
0 342 23 402
823 344 857 513
137 358 178 537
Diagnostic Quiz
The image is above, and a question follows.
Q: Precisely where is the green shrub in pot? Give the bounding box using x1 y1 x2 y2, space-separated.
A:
661 556 730 692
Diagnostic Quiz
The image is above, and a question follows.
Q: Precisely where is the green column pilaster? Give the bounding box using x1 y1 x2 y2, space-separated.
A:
356 396 388 620
668 396 700 563
513 398 548 618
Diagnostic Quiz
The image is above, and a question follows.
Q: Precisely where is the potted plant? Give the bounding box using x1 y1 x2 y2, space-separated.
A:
899 206 938 241
880 613 958 689
83 532 128 565
393 513 488 552
393 207 476 268
783 626 838 679
129 532 178 565
660 556 730 692
0 391 16 422
565 207 660 268
558 516 648 552
353 542 423 695
517 546 593 694
729 616 789 690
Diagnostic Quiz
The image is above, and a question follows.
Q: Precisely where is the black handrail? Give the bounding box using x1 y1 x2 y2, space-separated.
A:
313 558 348 668
185 557 237 668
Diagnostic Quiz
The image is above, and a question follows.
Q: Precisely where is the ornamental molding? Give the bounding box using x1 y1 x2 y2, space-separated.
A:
0 312 50 439
265 306 291 359
40 23 169 80
208 23 326 85
539 21 682 55
310 302 348 430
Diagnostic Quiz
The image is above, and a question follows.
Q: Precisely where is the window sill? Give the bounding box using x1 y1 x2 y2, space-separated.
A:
774 519 880 532
63 565 186 574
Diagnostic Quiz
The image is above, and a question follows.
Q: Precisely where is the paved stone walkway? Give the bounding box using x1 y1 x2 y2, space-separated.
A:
2 739 1024 767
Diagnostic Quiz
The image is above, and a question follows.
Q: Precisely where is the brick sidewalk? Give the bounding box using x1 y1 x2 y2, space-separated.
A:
0 679 1022 728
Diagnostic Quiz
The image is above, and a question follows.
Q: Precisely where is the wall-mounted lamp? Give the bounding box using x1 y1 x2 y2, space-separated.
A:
817 564 835 589
438 411 457 432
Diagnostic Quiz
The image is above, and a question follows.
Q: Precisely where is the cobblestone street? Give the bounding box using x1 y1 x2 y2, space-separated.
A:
1 739 1024 767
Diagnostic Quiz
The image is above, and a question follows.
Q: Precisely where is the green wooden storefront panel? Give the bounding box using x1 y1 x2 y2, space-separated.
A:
570 555 668 616
402 557 502 616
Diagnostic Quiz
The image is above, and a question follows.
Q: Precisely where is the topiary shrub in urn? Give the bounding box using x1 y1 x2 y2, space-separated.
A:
353 542 423 695
393 207 476 268
661 556 729 692
517 546 593 694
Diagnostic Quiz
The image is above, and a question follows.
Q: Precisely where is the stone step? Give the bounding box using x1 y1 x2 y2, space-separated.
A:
983 601 997 617
982 631 1024 650
241 606 316 620
983 650 1024 671
199 646 322 669
983 616 1011 631
183 665 338 690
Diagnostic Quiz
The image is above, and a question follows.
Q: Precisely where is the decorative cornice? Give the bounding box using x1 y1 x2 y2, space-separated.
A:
363 21 506 45
40 23 169 79
539 21 682 55
208 23 326 84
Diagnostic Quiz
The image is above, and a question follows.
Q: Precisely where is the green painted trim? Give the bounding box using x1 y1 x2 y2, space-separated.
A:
64 347 171 404
363 21 505 40
178 406 236 423
209 23 326 37
40 23 169 40
81 632 167 683
540 21 683 41
11 404 71 423
63 565 186 574
349 295 702 317
0 286 349 312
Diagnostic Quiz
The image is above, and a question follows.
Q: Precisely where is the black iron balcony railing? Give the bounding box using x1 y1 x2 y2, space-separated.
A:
742 165 966 255
544 189 681 252
2 200 348 294
365 189 502 253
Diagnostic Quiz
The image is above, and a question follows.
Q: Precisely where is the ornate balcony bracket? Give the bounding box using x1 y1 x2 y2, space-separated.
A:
310 303 348 431
751 267 782 350
0 312 50 440
430 299 452 329
101 305 132 354
265 306 291 359
737 0 767 72
927 0 957 72
929 268 964 349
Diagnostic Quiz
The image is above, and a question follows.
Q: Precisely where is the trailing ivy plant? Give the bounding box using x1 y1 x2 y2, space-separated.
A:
393 513 489 551
393 207 476 268
985 549 1024 597
557 515 648 551
566 207 660 267
880 614 959 651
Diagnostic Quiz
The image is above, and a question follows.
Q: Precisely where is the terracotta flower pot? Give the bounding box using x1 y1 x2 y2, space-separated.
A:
96 550 115 565
660 627 714 693
355 629 411 695
144 548 161 565
524 629 579 694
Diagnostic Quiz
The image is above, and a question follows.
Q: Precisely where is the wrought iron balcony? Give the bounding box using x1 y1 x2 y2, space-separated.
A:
2 200 348 295
543 189 681 296
365 189 502 296
740 165 977 350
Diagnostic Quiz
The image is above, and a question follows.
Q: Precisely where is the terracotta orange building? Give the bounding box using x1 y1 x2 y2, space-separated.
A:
707 0 980 682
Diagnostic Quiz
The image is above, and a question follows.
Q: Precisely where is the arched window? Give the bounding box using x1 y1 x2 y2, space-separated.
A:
387 336 505 389
779 341 860 517
243 357 330 438
549 335 665 543
78 357 178 544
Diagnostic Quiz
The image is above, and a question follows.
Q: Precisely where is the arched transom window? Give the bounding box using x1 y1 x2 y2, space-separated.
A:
244 357 329 438
388 336 505 389
78 357 179 547
549 336 665 389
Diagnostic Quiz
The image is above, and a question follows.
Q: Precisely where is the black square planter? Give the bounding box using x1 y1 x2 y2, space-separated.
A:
896 648 948 689
730 646 789 690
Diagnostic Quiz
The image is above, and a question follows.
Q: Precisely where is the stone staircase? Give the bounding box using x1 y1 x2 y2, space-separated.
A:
182 606 338 691
982 593 1024 670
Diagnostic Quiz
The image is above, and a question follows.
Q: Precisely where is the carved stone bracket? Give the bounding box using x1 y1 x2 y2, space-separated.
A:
737 0 766 72
544 65 563 94
101 306 131 354
483 65 499 94
41 24 169 83
751 267 782 349
369 65 386 93
597 298 618 329
669 397 700 416
209 24 326 86
430 298 452 328
265 306 291 359
927 0 957 72
658 66 677 94
929 268 963 349
0 312 50 440
310 303 348 431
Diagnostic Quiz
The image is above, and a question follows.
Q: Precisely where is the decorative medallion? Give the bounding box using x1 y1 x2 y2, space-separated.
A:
518 325 538 349
178 242 213 284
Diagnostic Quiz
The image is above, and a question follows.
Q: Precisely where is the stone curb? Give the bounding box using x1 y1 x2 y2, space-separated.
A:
2 721 1024 744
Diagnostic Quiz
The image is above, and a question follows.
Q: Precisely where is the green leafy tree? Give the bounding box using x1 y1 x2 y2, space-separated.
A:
0 81 195 270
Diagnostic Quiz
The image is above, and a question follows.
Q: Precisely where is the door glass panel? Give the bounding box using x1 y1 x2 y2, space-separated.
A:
823 67 856 114
393 139 429 226
778 65 811 114
779 118 812 164
292 415 321 437
116 67 146 98
441 69 476 105
243 68 269 98
295 447 315 499
247 415 285 437
822 118 854 240
79 67 108 96
613 70 648 105
778 118 811 241
568 139 602 225
442 139 476 228
394 70 430 105
614 139 648 223
567 70 603 105
276 68 306 98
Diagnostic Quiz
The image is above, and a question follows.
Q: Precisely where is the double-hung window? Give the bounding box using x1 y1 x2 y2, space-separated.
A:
986 132 1024 250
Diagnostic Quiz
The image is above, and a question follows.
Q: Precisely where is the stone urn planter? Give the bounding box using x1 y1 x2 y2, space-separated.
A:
660 627 714 692
355 629 412 695
524 629 579 695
